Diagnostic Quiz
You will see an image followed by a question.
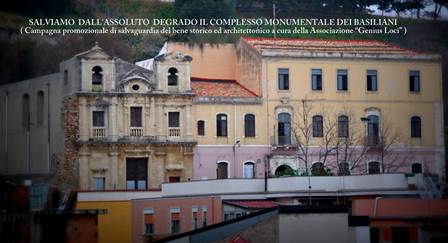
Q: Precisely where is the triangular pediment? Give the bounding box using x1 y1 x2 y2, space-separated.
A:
76 42 112 60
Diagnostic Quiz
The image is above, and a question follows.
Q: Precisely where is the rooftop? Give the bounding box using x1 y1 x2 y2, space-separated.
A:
241 37 440 60
191 77 258 98
352 198 448 218
224 200 278 209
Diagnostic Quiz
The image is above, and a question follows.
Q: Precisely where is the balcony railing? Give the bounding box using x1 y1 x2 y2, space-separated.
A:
92 84 103 92
130 127 144 137
92 127 106 138
168 127 181 138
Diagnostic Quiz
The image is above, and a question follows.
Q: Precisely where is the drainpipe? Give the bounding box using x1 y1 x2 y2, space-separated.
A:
47 82 51 173
4 91 8 173
373 197 383 217
265 155 269 192
233 101 237 178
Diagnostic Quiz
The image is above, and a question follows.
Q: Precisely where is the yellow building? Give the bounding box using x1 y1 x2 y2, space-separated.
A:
77 200 132 243
168 37 444 181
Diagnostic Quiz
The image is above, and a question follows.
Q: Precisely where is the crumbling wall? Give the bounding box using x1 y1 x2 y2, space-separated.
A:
54 95 79 192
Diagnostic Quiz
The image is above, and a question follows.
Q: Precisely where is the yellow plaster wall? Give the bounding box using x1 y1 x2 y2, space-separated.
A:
264 58 442 146
76 201 132 243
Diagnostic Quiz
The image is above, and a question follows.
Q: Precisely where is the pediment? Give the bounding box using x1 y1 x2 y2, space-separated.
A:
154 52 192 64
117 68 155 92
76 42 111 60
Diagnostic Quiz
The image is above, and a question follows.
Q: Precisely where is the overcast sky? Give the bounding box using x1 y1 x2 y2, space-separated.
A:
367 3 448 20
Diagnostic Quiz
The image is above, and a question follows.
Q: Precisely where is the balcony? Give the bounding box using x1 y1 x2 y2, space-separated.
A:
168 127 181 138
92 127 106 138
92 84 103 92
130 127 144 137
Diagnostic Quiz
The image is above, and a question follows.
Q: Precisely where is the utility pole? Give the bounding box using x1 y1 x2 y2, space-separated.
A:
273 0 276 38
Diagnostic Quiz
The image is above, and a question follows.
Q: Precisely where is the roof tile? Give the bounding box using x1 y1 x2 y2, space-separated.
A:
191 77 258 98
241 36 422 56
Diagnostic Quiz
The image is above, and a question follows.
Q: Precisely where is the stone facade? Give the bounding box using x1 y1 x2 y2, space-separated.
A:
72 44 196 190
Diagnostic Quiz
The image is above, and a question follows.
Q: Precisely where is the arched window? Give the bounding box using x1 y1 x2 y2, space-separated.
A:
244 114 255 137
312 115 323 137
197 120 205 136
64 70 68 85
275 165 294 177
311 162 324 175
244 162 255 178
338 162 350 176
368 161 381 174
278 113 291 145
411 116 421 138
217 162 228 179
367 115 379 146
168 67 178 86
216 114 227 137
22 94 30 129
37 91 44 125
92 66 103 85
411 163 422 174
338 115 349 138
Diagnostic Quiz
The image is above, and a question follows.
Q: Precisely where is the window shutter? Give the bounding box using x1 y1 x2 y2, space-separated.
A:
144 214 154 224
171 213 180 221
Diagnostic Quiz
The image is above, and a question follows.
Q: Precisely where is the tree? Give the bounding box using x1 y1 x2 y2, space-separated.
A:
292 99 314 176
377 116 402 173
377 0 394 16
175 0 236 19
426 0 448 20
334 110 369 175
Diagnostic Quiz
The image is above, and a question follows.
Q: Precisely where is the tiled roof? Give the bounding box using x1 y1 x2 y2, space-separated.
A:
224 200 278 209
241 37 434 58
191 77 258 98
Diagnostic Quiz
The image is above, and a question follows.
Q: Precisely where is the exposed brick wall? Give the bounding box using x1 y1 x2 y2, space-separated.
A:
54 96 79 192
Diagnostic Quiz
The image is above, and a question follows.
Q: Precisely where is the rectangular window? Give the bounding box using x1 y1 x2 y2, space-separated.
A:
171 211 180 234
126 158 147 190
168 112 180 127
366 70 378 91
409 71 420 92
143 209 154 235
93 177 105 190
244 114 255 137
202 207 208 227
312 116 324 137
92 111 105 127
278 68 289 90
197 120 205 136
192 207 198 230
311 69 322 91
130 107 142 127
337 69 348 91
169 177 180 183
217 114 228 137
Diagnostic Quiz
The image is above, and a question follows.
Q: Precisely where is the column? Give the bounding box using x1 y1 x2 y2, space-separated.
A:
109 97 118 141
109 146 118 189
144 97 151 136
78 150 90 190
79 98 89 141
185 104 192 140
158 104 164 138
149 97 156 136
